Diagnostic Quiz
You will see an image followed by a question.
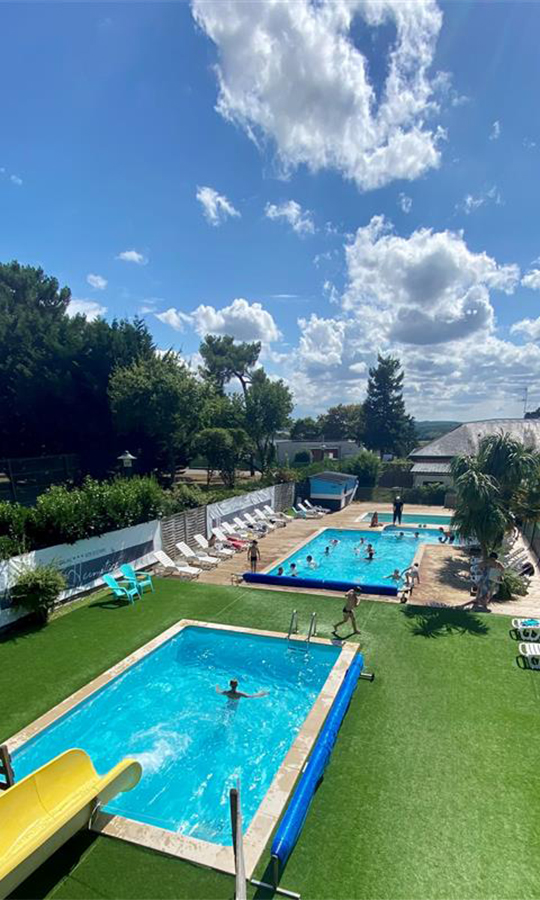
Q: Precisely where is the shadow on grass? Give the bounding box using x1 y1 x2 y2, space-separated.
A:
0 614 44 645
87 595 131 611
402 604 489 639
9 830 97 899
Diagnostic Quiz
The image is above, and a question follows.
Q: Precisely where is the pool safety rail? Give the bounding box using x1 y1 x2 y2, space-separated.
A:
243 572 398 596
251 653 369 897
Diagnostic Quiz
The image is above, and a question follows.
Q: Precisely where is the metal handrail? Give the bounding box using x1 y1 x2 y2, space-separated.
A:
287 609 298 641
306 612 317 643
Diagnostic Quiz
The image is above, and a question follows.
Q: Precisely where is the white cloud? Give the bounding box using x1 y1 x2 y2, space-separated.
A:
459 185 501 215
522 269 540 291
265 200 315 235
155 308 193 331
116 249 147 265
511 318 540 340
398 194 413 214
66 298 107 321
86 273 108 290
489 120 501 141
196 185 240 226
523 138 537 150
191 298 281 343
193 0 445 191
10 174 23 186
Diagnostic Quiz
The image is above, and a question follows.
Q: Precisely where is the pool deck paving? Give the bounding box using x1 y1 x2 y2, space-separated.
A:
188 501 540 619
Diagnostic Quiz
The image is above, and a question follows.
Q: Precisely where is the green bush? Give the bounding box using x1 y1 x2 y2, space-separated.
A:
0 536 23 560
401 484 447 505
165 483 211 510
292 450 311 465
497 569 528 601
339 451 381 486
10 564 67 624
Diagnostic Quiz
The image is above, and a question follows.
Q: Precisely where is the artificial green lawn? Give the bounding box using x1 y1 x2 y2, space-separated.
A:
3 580 538 900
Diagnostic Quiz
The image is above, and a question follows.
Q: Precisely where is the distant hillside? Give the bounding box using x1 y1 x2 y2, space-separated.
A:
415 421 461 442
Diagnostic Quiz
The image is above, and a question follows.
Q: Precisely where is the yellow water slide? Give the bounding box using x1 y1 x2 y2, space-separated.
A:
0 748 142 899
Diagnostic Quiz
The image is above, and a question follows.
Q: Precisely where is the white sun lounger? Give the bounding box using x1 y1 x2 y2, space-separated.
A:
153 550 201 579
252 510 277 530
233 515 264 535
222 520 249 539
256 508 285 528
519 642 540 668
242 512 270 532
213 526 244 550
304 499 328 514
513 618 540 640
264 504 293 522
296 502 323 518
176 541 219 568
194 533 234 558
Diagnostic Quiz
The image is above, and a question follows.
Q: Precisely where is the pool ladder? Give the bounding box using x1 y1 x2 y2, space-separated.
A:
287 609 317 649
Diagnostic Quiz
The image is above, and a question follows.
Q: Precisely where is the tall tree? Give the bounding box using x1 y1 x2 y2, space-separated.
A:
0 261 155 472
193 427 251 487
362 355 416 457
199 335 261 396
244 370 293 472
109 353 202 479
450 457 509 562
290 417 321 440
317 404 363 441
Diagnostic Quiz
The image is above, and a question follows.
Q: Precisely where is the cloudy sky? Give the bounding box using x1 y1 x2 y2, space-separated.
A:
3 1 540 420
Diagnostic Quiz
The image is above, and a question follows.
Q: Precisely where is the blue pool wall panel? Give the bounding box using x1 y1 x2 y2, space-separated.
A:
242 572 397 596
270 653 364 869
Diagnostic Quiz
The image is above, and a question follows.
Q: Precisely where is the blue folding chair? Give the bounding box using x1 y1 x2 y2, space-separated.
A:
102 573 139 604
120 563 154 595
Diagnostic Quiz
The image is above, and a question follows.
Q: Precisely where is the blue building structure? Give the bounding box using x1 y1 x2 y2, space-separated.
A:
308 471 358 511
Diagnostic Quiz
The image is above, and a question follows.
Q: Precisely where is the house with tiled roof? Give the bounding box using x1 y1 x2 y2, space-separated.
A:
409 419 540 488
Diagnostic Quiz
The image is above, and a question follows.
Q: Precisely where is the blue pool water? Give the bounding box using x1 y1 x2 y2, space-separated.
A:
269 527 445 586
12 626 339 843
363 512 453 525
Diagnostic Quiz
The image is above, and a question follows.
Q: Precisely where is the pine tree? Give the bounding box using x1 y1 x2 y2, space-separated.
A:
362 355 416 457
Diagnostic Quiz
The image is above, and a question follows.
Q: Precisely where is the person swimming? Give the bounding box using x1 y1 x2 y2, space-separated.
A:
324 546 330 555
277 566 284 576
216 679 268 700
365 544 375 561
330 538 340 547
397 531 405 539
384 568 402 584
414 532 420 539
290 563 298 576
306 554 317 569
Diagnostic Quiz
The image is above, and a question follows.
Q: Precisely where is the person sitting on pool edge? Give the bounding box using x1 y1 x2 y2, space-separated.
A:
333 587 362 637
370 512 379 527
216 679 268 700
438 527 449 543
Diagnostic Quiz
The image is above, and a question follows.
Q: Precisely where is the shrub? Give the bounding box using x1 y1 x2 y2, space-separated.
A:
0 536 23 560
497 569 528 601
339 451 381 486
292 450 311 465
10 564 67 624
165 483 210 510
401 484 447 505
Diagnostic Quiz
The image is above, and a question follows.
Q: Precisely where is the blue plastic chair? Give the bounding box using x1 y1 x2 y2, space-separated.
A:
120 563 154 595
102 573 139 604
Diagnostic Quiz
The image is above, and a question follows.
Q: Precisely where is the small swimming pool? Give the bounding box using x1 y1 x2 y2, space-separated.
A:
269 527 444 587
12 625 340 845
360 512 453 526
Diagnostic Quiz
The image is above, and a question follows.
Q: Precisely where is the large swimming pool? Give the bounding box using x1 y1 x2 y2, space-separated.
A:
12 626 340 844
269 527 444 587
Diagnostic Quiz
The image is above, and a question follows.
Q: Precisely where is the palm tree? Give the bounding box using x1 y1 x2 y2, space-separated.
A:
477 433 538 504
450 457 509 561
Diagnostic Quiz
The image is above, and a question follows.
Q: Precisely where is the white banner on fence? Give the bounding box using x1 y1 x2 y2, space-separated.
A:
206 486 275 535
0 519 162 630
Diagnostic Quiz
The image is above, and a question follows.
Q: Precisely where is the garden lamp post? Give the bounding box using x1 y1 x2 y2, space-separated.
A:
117 450 136 477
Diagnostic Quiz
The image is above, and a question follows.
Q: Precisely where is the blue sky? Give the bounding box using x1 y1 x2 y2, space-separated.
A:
2 1 540 420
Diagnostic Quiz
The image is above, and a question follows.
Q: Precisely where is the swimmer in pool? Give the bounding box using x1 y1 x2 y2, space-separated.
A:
216 679 268 700
290 563 298 576
330 538 340 547
306 555 317 569
324 546 330 555
414 532 420 540
384 568 402 584
365 544 375 561
277 567 284 576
